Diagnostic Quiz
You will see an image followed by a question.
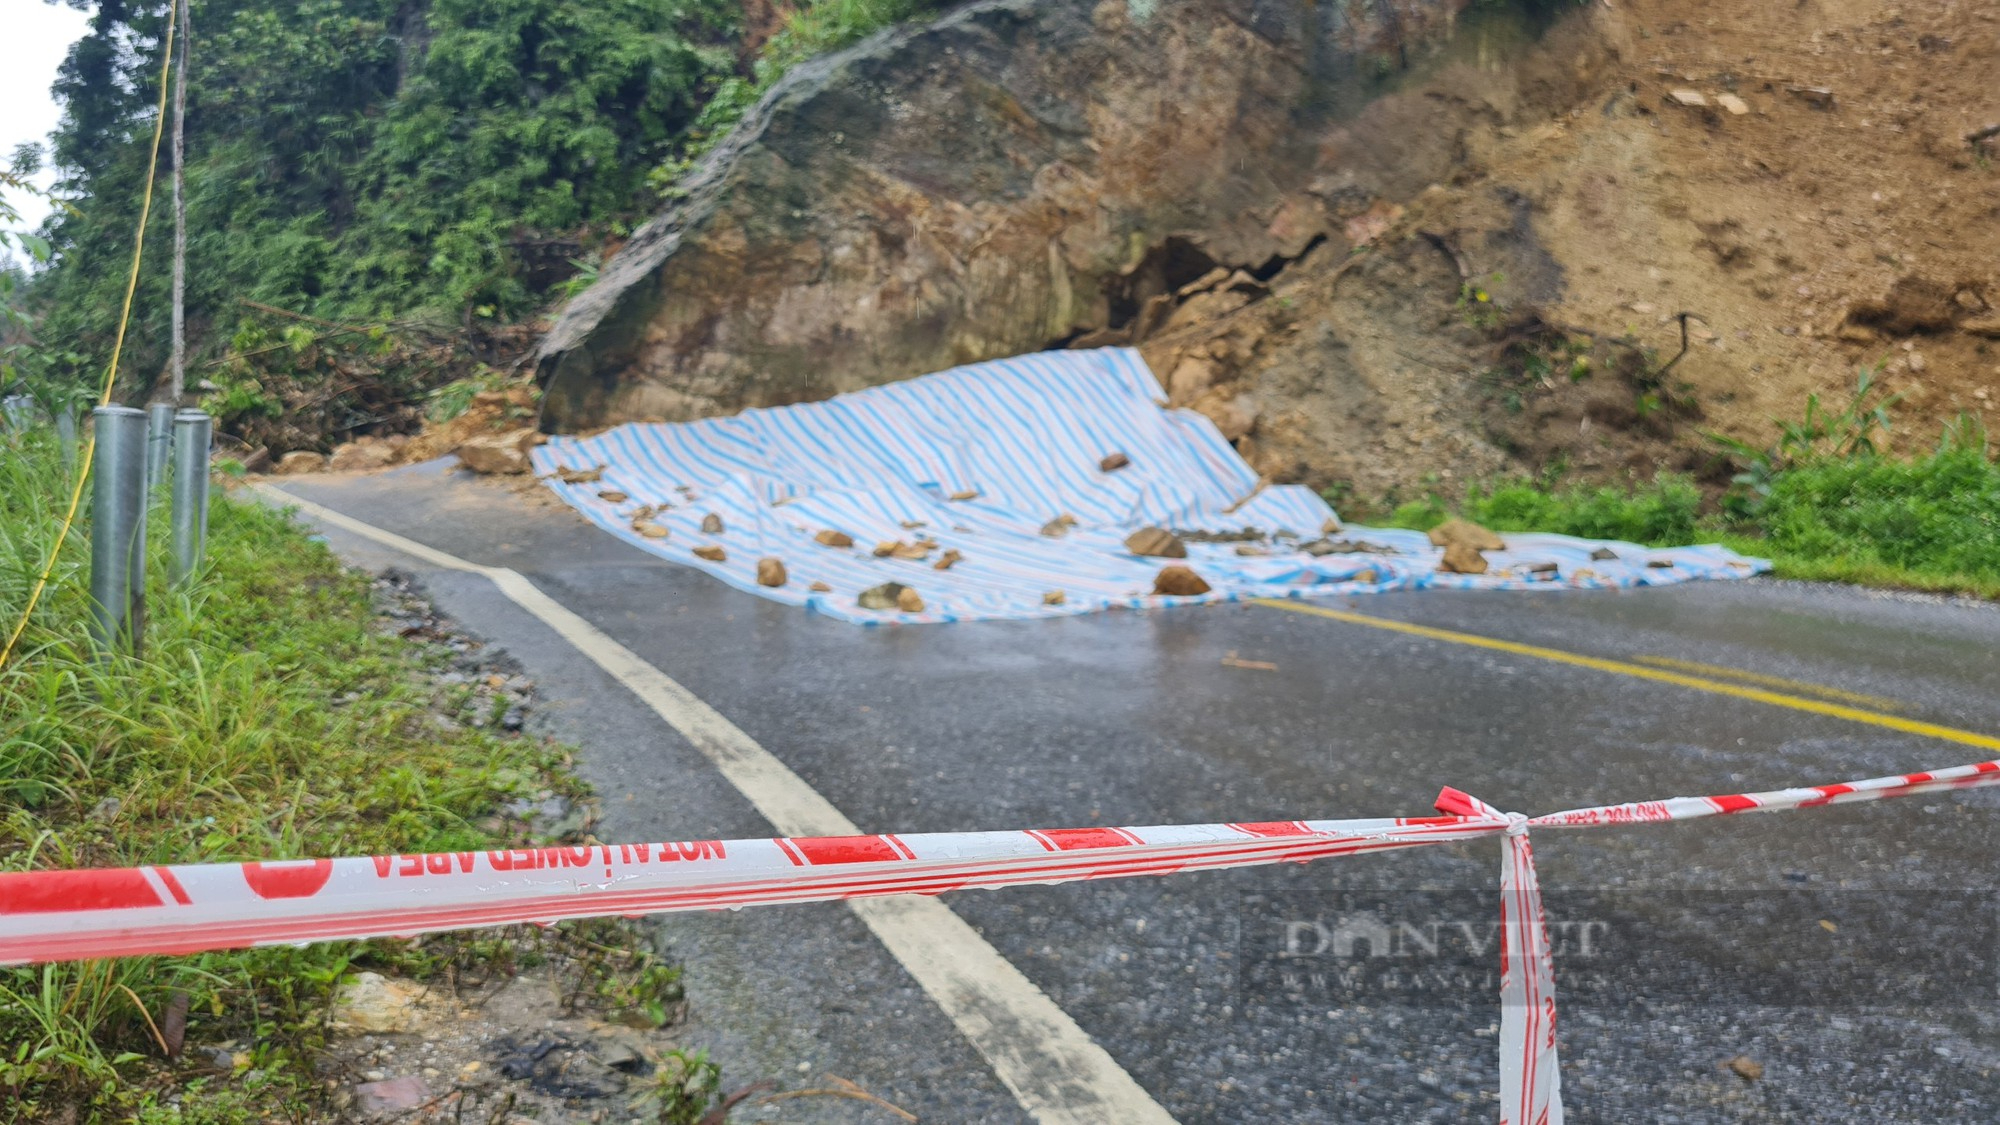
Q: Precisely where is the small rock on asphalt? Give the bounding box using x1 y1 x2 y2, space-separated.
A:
353 1075 432 1117
330 438 398 473
275 450 329 475
1727 1055 1764 1082
456 431 536 475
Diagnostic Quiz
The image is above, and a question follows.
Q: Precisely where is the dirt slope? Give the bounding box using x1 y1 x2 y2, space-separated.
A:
1149 0 1999 499
1525 0 1998 457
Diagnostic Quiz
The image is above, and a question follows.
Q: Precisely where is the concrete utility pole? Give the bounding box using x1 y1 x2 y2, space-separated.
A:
56 404 78 471
90 407 148 654
169 0 192 404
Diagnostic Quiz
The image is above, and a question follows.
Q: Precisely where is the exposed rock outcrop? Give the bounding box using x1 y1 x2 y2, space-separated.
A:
536 0 2000 499
537 0 1481 432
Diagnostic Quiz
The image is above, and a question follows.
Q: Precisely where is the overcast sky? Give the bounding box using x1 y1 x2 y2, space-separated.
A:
3 3 94 234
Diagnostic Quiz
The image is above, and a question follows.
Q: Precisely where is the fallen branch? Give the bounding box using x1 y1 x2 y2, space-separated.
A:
237 298 376 335
759 1075 918 1121
696 1080 778 1125
1967 123 2000 146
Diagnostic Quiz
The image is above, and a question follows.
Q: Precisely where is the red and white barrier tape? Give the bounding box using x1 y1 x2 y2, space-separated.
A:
6 755 1999 1123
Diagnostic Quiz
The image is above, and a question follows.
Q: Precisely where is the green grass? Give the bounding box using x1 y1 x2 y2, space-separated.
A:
1378 474 1703 547
1358 425 2000 600
0 429 704 1120
671 0 940 170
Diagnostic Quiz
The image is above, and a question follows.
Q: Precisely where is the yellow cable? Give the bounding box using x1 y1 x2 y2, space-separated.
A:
0 0 180 671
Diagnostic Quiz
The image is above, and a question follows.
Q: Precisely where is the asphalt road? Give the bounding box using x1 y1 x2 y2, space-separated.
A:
265 460 2000 1124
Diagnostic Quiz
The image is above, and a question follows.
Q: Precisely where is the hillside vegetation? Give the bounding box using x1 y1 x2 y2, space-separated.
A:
17 0 934 450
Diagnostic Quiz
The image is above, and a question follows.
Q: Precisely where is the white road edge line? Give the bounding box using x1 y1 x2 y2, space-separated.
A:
256 484 1179 1125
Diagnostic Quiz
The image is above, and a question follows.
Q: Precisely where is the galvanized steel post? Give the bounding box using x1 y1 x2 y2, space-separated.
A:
90 407 148 653
170 410 212 585
146 402 176 494
0 394 30 432
57 404 78 472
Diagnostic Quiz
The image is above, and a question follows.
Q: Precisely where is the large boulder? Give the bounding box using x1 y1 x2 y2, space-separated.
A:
535 0 1477 432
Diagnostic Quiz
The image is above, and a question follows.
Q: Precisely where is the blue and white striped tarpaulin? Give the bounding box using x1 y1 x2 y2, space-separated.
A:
531 348 1768 624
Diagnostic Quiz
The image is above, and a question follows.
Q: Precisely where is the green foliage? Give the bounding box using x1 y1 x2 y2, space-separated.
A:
1372 380 2000 598
1708 365 1902 518
1455 274 1504 332
425 368 513 422
2 164 57 391
760 0 936 73
667 0 939 167
631 1047 723 1125
1753 422 2000 585
25 0 950 437
1380 473 1702 546
29 0 744 403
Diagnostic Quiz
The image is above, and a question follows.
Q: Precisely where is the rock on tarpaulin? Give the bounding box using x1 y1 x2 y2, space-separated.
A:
532 349 1767 624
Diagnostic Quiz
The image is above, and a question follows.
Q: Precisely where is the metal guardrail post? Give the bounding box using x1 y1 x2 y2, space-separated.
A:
57 404 78 472
0 394 31 432
90 406 148 654
146 402 176 495
170 410 212 586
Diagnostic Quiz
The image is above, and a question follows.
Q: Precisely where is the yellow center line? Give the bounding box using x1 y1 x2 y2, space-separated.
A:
1630 654 1909 714
1249 598 2000 755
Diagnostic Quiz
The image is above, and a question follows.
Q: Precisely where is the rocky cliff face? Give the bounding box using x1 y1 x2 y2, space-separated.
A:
535 0 1482 433
538 0 2000 499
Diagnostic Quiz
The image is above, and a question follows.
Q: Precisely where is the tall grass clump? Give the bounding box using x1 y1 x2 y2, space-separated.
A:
1748 414 2000 589
0 425 582 1119
1382 473 1703 547
1365 368 2000 598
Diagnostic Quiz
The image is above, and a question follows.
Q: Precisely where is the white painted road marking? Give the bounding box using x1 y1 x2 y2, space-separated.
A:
258 484 1180 1125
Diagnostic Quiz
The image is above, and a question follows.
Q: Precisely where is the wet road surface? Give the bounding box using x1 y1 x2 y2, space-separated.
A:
265 461 2000 1123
